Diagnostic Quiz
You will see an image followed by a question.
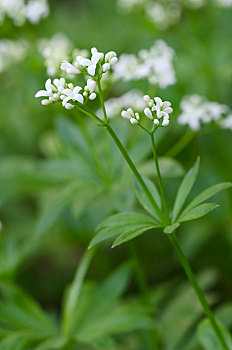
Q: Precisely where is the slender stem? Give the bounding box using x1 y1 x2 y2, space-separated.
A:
106 124 166 224
151 134 170 222
169 233 229 350
97 78 108 124
165 129 195 158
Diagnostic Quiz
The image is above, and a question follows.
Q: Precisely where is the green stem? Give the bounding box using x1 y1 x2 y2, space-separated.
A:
169 233 229 350
106 124 166 224
165 129 195 158
97 78 108 124
151 134 170 222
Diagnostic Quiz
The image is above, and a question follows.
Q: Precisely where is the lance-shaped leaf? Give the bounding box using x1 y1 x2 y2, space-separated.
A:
172 158 200 223
182 182 232 213
178 203 219 223
89 212 160 248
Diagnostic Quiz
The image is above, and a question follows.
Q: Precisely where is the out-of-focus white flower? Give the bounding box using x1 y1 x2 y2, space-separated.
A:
114 40 176 89
145 2 181 30
25 0 49 24
143 95 173 127
220 114 232 130
0 39 28 73
121 108 140 125
0 0 49 26
178 95 229 130
61 47 118 79
38 33 73 76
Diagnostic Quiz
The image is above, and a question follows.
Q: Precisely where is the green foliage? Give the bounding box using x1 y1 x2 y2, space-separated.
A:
89 212 160 248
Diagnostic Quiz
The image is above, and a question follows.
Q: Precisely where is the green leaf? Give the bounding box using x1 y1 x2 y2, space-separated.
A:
197 319 232 350
163 223 180 234
62 249 95 336
172 158 200 223
89 212 160 248
134 175 161 220
0 282 56 337
0 332 35 350
183 182 232 213
178 203 219 223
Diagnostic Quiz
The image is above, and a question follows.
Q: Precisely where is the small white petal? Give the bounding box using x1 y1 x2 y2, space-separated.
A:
41 99 52 105
87 79 96 92
92 52 104 65
45 78 52 91
127 108 134 117
143 95 151 102
103 63 110 72
74 94 84 104
163 107 173 114
153 119 160 126
162 119 170 127
62 96 71 106
35 90 50 98
144 107 153 119
121 111 131 120
110 57 118 65
88 64 96 76
73 86 82 95
130 118 139 125
163 101 171 108
89 93 97 100
65 103 75 110
135 112 140 120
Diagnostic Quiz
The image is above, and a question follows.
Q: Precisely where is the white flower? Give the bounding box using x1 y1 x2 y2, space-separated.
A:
25 0 49 24
61 47 118 79
0 39 28 73
61 86 84 109
178 95 229 130
0 0 49 26
113 40 176 89
76 47 104 76
144 95 173 127
83 79 97 100
145 2 181 30
121 107 140 125
37 33 73 76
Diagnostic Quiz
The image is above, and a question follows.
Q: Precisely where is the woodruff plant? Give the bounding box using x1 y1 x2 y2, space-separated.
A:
36 46 232 350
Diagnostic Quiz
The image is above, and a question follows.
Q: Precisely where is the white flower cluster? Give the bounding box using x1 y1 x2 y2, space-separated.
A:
116 0 232 30
0 39 28 73
61 47 118 78
178 95 229 130
35 77 97 110
145 2 181 30
37 33 74 76
113 40 176 89
143 95 173 126
121 95 173 127
0 0 49 26
98 90 146 119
